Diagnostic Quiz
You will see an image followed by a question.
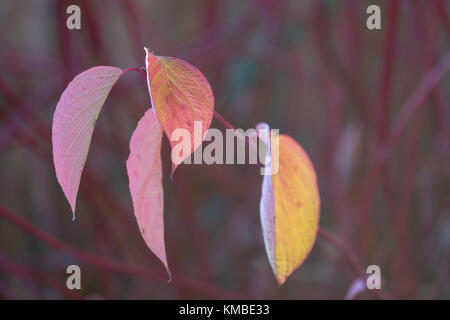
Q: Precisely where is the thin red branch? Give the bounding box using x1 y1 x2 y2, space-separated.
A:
390 52 450 147
213 111 235 130
318 227 362 277
318 227 392 300
0 206 246 299
0 252 82 299
375 0 399 141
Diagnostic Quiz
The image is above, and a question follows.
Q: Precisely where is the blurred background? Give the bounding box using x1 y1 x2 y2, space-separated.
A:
0 0 449 299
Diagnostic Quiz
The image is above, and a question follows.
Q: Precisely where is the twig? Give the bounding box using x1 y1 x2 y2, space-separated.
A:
318 227 392 299
0 252 82 299
213 111 235 130
318 227 362 277
390 52 450 147
0 206 245 299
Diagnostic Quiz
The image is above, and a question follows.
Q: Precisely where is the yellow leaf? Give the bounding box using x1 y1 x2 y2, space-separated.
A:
259 127 320 285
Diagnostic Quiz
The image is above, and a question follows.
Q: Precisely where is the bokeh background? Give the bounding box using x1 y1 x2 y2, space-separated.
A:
0 0 449 299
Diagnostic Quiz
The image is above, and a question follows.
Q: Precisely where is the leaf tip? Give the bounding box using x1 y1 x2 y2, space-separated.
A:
166 267 172 283
170 163 177 180
67 196 77 220
276 274 287 286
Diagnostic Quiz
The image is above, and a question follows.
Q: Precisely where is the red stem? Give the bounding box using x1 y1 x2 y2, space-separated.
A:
318 227 392 300
0 252 82 299
213 111 235 130
390 52 450 147
0 206 246 299
318 227 361 277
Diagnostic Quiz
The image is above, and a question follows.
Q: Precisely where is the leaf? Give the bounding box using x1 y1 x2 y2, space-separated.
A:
126 108 171 279
258 124 320 285
52 66 123 218
144 48 214 173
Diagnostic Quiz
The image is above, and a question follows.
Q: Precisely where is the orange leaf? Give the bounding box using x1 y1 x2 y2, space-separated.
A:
144 48 214 173
259 125 320 285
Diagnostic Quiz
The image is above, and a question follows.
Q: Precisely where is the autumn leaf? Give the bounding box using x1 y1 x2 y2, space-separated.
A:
52 66 123 218
126 108 171 279
258 124 320 285
144 47 214 173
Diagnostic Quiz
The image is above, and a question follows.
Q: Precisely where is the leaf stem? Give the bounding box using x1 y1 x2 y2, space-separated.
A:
213 111 235 130
122 67 146 76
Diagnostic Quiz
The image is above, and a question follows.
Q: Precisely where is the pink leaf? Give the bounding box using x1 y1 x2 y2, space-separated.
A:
52 66 123 218
126 108 171 279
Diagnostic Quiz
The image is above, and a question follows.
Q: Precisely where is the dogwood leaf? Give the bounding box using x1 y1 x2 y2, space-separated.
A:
258 124 320 285
126 108 170 279
144 48 214 173
52 66 123 218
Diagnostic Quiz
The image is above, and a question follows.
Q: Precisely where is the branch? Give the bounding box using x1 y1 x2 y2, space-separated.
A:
318 227 361 277
0 252 82 299
318 227 392 300
214 111 235 130
390 52 450 147
0 206 246 299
